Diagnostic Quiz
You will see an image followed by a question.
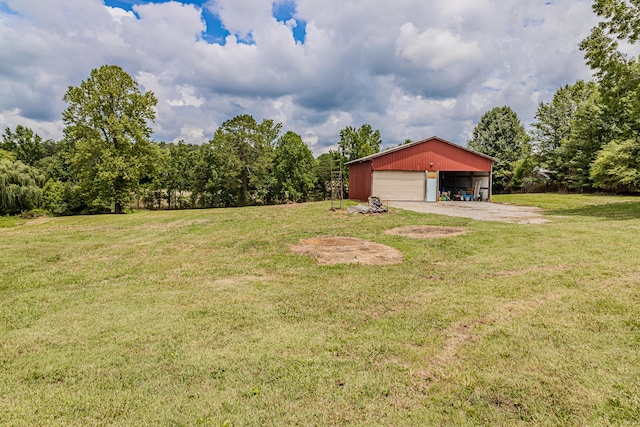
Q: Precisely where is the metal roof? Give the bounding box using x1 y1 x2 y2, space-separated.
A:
344 136 499 165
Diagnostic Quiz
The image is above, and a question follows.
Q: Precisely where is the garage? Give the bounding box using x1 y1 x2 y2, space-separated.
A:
371 171 425 201
347 136 496 202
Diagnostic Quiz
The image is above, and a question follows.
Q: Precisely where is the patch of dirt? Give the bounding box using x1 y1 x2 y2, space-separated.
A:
291 237 403 265
386 225 468 239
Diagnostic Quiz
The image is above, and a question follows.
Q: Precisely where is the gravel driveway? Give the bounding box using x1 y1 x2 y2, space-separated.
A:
390 201 549 224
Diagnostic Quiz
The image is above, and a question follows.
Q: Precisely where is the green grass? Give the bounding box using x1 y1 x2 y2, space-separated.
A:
0 216 24 228
493 192 640 209
1 197 639 425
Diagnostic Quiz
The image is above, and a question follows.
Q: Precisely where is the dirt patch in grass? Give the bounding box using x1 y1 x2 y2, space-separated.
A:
386 225 468 239
291 237 403 265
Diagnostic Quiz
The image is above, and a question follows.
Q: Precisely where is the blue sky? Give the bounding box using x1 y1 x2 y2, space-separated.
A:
103 0 306 44
0 0 599 153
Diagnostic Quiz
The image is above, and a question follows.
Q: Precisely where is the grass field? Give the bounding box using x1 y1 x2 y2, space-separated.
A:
1 194 639 425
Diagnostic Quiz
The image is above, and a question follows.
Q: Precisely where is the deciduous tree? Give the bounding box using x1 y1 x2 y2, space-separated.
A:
311 152 341 201
62 65 158 213
1 125 47 166
581 0 640 138
580 0 640 192
165 141 197 209
468 106 530 192
338 124 381 162
530 81 609 190
591 138 640 191
0 149 15 161
208 115 281 207
0 159 45 215
272 131 317 202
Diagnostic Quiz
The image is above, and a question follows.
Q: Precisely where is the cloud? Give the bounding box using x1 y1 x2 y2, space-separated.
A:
395 23 482 70
167 86 205 108
0 0 600 152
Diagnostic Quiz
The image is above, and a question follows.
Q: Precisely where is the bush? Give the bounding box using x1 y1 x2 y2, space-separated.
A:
42 179 86 216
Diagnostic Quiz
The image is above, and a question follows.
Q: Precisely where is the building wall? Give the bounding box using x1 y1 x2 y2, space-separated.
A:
372 139 492 172
347 138 494 201
348 161 372 201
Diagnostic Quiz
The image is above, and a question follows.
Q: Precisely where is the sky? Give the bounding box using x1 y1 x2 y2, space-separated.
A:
0 0 600 154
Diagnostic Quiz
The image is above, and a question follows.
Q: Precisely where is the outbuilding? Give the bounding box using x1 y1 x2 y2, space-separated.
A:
346 136 496 202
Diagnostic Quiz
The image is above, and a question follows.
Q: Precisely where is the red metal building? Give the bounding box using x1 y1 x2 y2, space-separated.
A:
346 136 496 202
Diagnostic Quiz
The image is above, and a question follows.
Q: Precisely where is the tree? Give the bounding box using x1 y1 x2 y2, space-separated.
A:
164 141 197 209
591 138 640 192
42 179 86 216
531 82 593 164
563 89 614 191
530 81 609 190
272 131 317 202
208 115 281 207
0 149 15 161
41 138 77 183
0 159 46 215
190 142 220 208
338 124 381 162
62 65 158 214
580 0 640 139
311 152 341 201
468 106 530 192
138 143 167 210
1 125 47 166
579 0 640 192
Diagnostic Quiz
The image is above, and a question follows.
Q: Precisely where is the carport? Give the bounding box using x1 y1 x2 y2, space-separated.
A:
347 136 496 202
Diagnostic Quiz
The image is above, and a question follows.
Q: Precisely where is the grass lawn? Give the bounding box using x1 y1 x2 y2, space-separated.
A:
1 194 640 425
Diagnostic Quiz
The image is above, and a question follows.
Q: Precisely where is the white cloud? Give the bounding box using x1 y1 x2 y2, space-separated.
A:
0 0 600 152
167 86 205 108
177 125 206 143
105 6 135 22
396 23 482 70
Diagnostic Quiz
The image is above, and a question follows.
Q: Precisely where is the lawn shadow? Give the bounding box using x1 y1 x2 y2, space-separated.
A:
548 200 640 220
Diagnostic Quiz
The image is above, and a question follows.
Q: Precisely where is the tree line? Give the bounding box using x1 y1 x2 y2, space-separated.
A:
468 0 640 194
0 65 381 215
3 0 639 215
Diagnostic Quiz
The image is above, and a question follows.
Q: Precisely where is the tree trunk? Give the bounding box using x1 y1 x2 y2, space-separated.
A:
114 203 124 214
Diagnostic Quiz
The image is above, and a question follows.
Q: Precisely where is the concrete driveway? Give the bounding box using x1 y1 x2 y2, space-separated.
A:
390 201 549 224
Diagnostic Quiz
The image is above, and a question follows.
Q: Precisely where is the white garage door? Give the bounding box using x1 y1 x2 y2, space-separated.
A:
372 171 425 201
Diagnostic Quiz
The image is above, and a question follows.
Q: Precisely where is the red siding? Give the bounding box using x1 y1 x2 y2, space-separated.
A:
348 161 372 201
347 137 494 201
372 139 492 172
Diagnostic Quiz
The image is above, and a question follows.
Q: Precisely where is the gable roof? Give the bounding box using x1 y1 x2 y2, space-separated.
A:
344 136 498 165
